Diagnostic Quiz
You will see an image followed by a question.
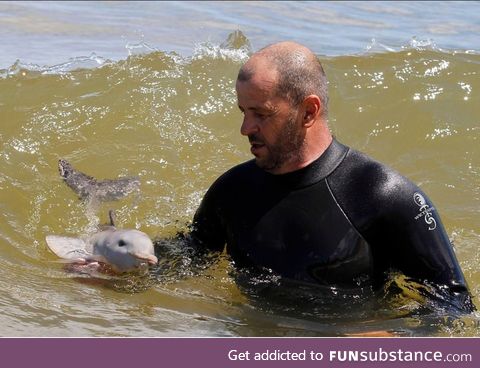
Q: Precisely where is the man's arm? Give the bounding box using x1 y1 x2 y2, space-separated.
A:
378 186 475 312
369 174 475 312
328 149 475 312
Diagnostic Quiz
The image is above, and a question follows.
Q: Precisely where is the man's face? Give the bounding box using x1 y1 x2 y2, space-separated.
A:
236 76 304 174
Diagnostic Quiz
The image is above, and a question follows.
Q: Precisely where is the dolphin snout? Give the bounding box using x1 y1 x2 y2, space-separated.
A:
131 252 158 265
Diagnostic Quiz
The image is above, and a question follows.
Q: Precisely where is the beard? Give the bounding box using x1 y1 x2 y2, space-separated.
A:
250 112 305 172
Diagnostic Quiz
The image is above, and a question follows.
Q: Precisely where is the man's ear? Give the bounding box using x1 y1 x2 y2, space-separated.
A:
302 95 322 127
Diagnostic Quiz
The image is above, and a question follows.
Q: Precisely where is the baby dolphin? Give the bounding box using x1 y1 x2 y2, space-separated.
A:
58 159 140 201
46 210 158 273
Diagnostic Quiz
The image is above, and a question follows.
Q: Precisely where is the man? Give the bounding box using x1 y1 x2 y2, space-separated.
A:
191 41 474 312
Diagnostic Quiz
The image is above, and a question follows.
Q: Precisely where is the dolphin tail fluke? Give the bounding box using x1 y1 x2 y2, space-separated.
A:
57 159 140 202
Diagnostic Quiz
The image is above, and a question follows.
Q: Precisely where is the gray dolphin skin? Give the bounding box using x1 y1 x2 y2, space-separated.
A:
46 222 158 273
58 159 140 201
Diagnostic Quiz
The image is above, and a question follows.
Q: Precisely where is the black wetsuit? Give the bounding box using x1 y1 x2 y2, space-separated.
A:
192 139 473 310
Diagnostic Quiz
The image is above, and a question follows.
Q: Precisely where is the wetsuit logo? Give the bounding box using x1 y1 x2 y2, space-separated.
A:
413 192 437 231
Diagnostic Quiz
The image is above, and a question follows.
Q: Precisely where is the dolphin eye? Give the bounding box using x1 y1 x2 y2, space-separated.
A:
118 239 127 247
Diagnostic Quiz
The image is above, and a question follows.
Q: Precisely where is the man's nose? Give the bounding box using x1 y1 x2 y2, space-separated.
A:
240 116 259 136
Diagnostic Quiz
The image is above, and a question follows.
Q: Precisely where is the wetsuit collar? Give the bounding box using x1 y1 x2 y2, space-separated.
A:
264 139 349 189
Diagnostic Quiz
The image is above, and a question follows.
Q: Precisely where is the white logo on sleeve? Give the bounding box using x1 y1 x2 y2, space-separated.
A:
413 192 437 231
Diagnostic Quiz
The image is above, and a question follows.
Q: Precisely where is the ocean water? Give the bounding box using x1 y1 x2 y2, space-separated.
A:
0 1 479 337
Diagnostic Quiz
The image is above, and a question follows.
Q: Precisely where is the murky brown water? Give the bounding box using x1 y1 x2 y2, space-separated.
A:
1 2 479 337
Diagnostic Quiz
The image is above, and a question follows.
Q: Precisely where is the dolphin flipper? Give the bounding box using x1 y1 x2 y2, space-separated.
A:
45 235 93 262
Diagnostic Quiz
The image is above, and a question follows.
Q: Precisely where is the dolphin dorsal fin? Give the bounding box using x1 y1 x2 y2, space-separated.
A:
108 209 116 227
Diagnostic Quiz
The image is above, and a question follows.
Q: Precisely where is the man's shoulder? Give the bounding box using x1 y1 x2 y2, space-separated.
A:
334 147 416 195
328 144 445 243
329 145 422 217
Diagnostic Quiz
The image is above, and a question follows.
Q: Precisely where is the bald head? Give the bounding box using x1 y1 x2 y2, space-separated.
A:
238 42 329 118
